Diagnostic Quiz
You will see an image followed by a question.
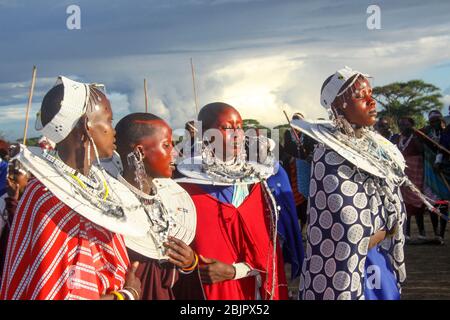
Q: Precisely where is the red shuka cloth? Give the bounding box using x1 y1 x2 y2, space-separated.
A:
180 182 288 300
0 179 130 300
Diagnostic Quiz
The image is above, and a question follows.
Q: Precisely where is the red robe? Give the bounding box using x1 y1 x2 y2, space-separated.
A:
181 183 288 300
0 179 130 300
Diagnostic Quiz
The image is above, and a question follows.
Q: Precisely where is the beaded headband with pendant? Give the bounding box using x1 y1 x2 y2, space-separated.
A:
35 76 90 143
320 66 370 109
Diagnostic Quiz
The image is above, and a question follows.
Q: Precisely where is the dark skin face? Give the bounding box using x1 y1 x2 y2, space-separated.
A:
206 108 244 161
43 90 142 300
333 77 388 246
333 77 377 128
57 93 115 175
85 96 116 159
377 119 389 129
196 105 249 283
398 119 414 135
429 116 444 131
120 119 195 270
7 172 29 200
134 120 175 179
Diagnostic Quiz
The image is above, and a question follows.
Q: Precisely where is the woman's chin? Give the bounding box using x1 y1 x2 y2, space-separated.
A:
99 150 114 160
166 167 175 178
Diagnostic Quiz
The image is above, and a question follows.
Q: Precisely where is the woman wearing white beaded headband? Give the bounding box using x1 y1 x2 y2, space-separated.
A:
294 67 409 300
0 76 146 300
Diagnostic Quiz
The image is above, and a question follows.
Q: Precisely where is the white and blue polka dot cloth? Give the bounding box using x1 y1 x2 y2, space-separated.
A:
299 145 406 300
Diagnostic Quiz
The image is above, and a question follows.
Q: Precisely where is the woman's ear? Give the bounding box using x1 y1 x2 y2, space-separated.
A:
332 97 346 115
135 145 145 159
77 116 90 142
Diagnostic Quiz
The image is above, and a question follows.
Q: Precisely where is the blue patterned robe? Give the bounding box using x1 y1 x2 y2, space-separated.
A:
299 145 406 300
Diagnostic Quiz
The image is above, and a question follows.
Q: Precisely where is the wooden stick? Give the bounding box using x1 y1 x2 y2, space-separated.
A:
186 121 198 133
23 66 37 145
144 78 149 113
413 128 450 156
190 58 199 115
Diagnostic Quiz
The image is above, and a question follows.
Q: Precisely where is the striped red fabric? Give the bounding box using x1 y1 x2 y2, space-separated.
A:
289 160 305 206
0 178 130 300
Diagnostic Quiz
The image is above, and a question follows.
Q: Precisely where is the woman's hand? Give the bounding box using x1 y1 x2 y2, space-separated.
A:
6 177 20 200
100 261 141 300
124 261 141 298
198 255 236 284
368 230 387 250
163 236 195 268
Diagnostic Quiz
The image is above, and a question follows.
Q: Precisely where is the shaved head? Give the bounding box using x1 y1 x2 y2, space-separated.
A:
115 113 166 160
197 102 240 131
116 112 174 180
116 112 167 163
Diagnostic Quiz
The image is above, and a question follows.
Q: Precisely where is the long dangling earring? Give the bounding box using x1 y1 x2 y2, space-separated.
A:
87 139 91 165
127 149 150 192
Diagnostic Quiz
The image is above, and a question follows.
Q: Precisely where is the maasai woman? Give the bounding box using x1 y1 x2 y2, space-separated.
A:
0 76 147 300
109 113 201 300
293 67 410 300
176 102 289 300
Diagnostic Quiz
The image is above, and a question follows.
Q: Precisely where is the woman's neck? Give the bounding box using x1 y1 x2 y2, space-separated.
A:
353 126 364 139
58 144 91 176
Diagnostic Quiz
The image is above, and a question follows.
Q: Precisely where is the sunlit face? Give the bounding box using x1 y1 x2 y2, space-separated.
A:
86 95 116 159
209 108 244 160
334 77 377 127
136 120 175 178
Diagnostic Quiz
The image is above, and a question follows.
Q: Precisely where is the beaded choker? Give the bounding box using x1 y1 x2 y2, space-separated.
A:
42 150 133 218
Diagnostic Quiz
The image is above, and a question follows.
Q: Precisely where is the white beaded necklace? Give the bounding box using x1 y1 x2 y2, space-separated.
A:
117 174 176 256
43 150 138 218
398 134 413 152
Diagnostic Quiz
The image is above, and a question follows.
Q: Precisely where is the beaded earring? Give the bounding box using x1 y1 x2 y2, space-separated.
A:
127 149 150 192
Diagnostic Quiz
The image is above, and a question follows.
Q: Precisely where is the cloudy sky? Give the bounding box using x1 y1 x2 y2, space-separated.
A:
0 0 449 140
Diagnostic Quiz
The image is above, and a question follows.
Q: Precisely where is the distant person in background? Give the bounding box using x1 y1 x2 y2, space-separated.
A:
281 113 315 230
0 159 30 278
246 126 304 289
421 110 449 245
391 117 426 241
374 117 393 140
